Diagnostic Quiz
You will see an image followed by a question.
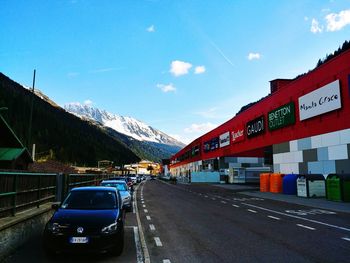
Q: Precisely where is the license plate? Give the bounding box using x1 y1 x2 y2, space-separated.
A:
69 237 89 244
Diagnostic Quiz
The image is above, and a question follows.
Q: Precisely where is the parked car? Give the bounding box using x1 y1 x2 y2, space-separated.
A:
43 187 125 256
129 176 137 184
100 180 132 212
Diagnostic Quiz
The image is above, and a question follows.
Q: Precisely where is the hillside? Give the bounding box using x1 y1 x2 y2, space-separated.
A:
0 73 140 167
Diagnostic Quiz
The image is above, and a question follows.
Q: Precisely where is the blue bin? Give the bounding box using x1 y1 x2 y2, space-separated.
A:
283 174 298 195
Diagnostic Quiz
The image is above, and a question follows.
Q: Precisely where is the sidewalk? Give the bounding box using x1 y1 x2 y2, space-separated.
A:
213 184 350 214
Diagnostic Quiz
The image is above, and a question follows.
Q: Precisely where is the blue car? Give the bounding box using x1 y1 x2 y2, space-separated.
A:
43 186 125 256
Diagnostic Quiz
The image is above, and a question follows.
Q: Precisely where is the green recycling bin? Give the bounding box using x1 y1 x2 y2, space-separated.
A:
326 174 342 201
326 174 350 202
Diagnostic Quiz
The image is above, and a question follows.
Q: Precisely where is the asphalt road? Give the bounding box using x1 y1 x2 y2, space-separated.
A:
3 179 350 263
138 180 350 263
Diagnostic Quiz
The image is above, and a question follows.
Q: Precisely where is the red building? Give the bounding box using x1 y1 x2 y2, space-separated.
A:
170 49 350 179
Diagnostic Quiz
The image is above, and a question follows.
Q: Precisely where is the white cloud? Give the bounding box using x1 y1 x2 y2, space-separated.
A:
194 66 206 74
169 60 192 77
311 18 323 33
147 25 155 32
157 83 176 93
247 53 261 60
325 9 350 31
184 122 217 134
304 16 309 21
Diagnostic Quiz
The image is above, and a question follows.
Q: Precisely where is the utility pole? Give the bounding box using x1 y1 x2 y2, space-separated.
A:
28 69 36 155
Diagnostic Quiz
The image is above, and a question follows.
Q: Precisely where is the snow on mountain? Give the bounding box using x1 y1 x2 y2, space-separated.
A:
64 103 185 147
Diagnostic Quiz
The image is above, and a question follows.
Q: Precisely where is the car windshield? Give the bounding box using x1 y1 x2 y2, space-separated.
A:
61 190 117 210
101 182 128 191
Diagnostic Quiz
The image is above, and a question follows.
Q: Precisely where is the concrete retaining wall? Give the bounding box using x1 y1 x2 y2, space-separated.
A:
0 203 53 261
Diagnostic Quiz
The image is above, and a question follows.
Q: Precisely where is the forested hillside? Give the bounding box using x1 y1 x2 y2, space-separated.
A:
0 73 140 166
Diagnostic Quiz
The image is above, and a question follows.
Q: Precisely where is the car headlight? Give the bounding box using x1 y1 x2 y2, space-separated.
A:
101 222 118 234
46 222 61 234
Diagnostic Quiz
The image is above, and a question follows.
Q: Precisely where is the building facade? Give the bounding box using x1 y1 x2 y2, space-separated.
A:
170 49 350 178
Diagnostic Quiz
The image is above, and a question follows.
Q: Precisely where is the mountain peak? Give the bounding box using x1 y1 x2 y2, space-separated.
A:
64 103 185 147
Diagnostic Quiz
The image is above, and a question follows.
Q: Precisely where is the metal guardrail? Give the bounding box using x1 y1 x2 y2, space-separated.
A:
0 172 114 218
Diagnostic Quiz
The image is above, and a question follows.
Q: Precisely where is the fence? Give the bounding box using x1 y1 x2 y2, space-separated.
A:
0 172 113 218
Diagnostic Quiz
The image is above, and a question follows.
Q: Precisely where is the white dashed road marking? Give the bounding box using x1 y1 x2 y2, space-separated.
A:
242 202 350 232
146 216 151 220
144 209 148 213
297 224 316 231
342 237 350 242
149 224 155 231
247 209 257 213
154 237 163 247
232 204 240 208
163 260 171 263
143 205 146 208
221 201 227 204
268 215 281 220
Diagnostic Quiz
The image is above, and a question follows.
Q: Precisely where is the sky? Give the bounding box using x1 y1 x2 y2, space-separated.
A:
1 0 350 144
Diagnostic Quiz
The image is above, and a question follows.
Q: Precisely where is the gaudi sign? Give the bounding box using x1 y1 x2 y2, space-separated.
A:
246 116 265 138
299 80 341 121
268 102 295 131
219 132 230 148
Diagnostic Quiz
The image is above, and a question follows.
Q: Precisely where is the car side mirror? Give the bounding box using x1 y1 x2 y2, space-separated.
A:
51 203 60 210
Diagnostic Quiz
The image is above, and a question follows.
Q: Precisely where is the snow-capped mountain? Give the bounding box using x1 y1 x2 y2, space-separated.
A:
64 103 185 147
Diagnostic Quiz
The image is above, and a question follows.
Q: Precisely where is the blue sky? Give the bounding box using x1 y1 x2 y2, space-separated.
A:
1 0 350 144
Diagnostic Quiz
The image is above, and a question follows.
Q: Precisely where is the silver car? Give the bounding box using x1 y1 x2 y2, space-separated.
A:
100 180 132 212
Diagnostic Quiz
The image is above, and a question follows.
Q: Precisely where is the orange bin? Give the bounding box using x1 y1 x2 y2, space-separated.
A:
260 173 270 192
270 173 284 193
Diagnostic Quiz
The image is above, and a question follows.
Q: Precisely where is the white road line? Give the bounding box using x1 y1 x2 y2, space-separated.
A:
221 201 227 204
146 216 151 220
212 198 216 200
232 204 240 208
142 205 146 208
132 226 144 263
241 202 350 232
268 215 281 220
149 224 155 231
154 237 163 247
141 201 145 204
297 224 316 231
134 184 150 263
342 237 350 242
163 260 171 263
247 209 257 213
144 209 148 213
205 195 208 198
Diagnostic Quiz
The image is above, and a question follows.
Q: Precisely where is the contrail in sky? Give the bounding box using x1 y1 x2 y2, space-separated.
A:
210 40 235 67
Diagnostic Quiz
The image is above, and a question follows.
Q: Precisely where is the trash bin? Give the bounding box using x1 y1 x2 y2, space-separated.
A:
297 174 326 198
341 174 350 202
297 175 307 197
283 174 298 195
270 173 284 193
326 174 342 201
327 174 350 202
260 173 270 192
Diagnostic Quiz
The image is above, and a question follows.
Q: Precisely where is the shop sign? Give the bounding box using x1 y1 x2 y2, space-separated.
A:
299 80 341 121
210 137 219 151
219 132 230 148
231 126 245 143
268 102 295 131
246 116 265 138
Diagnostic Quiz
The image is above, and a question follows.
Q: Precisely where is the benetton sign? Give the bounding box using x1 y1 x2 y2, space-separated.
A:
268 102 295 131
299 80 341 121
246 115 265 138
